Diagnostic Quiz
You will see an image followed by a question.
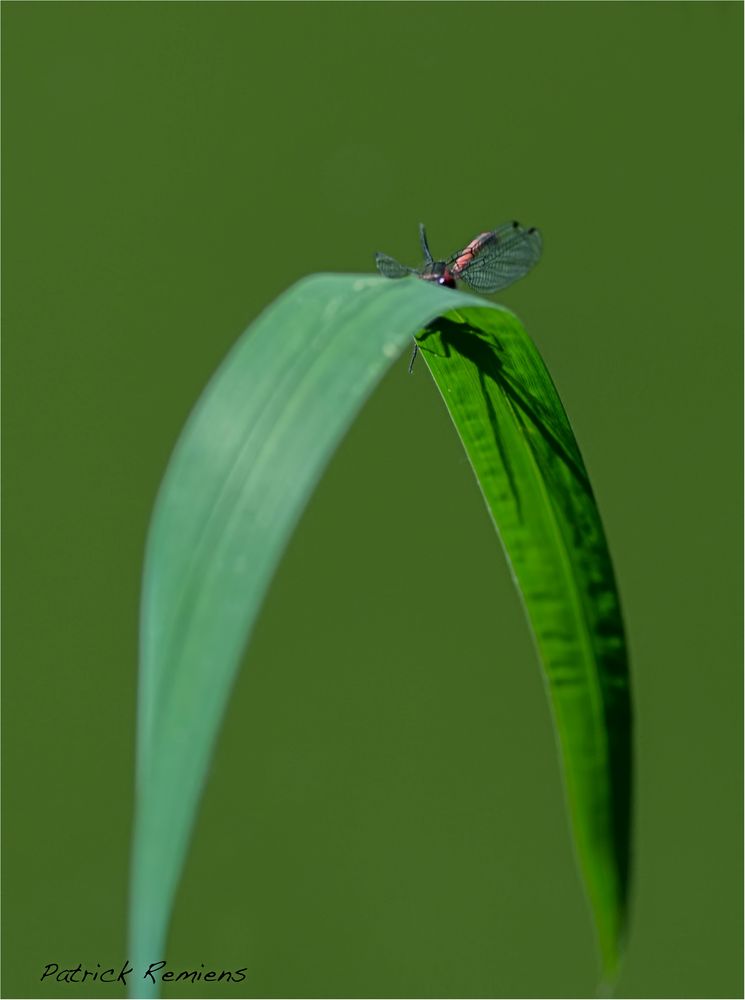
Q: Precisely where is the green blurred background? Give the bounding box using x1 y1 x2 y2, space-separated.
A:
3 3 742 997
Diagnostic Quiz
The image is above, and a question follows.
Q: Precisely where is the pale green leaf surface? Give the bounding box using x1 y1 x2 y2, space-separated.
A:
130 274 631 997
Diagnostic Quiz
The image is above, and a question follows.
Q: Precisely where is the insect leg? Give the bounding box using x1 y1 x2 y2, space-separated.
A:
408 342 419 375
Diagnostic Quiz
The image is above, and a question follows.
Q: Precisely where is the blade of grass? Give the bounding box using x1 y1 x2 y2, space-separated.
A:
130 274 489 997
417 311 631 982
130 274 631 997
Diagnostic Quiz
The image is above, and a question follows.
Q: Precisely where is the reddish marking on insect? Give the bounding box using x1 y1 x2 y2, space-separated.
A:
451 232 495 276
420 269 456 288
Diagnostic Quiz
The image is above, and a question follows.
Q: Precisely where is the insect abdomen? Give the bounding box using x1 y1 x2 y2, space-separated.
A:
451 231 495 275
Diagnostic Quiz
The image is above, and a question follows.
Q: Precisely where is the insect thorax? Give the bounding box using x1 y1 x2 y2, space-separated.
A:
422 261 456 288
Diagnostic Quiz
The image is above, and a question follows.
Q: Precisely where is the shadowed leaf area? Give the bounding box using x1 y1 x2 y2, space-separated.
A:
418 311 631 978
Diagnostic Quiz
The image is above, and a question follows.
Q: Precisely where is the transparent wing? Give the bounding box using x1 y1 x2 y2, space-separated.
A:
451 222 542 294
418 223 434 264
375 252 415 279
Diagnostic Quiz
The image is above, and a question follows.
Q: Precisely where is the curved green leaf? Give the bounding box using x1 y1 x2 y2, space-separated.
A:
129 274 631 997
417 311 631 982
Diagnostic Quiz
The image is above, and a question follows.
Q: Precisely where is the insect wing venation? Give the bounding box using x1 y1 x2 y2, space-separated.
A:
375 253 414 279
450 222 542 294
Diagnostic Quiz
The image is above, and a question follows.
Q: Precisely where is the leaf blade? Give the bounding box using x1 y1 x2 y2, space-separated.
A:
129 275 489 996
130 275 631 995
417 309 631 979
